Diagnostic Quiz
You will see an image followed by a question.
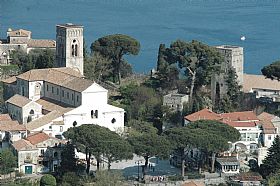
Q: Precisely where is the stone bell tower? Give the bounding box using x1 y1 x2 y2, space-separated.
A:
55 23 84 75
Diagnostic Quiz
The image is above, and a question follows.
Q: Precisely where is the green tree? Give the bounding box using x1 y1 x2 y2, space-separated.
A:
267 171 280 186
128 132 171 173
187 120 240 172
91 34 140 84
61 172 82 186
59 142 77 174
127 119 158 136
162 40 222 111
84 53 113 82
261 60 280 80
260 135 280 178
0 149 17 174
64 125 133 173
40 174 57 186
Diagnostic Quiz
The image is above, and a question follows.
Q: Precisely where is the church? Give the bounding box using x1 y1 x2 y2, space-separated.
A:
2 23 125 138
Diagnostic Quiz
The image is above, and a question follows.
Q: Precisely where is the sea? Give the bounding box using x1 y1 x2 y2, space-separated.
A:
0 0 280 74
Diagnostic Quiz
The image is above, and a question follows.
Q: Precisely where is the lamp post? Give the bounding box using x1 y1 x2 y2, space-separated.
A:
135 160 142 181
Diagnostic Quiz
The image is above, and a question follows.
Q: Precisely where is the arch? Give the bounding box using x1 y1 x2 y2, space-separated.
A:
29 109 34 115
71 39 79 57
111 118 116 124
34 82 41 95
73 121 77 127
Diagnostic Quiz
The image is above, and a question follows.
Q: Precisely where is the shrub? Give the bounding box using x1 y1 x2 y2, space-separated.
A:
40 174 56 186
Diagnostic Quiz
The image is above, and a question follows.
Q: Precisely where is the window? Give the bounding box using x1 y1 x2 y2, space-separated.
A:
47 85 49 91
49 125 52 129
77 95 79 102
67 92 69 99
57 88 59 95
91 110 94 119
62 90 64 97
95 110 98 118
52 87 54 93
111 118 116 124
268 135 272 140
41 149 44 156
73 121 77 127
72 94 74 100
71 39 78 57
60 126 63 132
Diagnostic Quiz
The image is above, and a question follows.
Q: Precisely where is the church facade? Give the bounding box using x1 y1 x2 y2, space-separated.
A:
2 23 125 138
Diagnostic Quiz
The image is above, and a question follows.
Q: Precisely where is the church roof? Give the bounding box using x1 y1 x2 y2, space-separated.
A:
0 120 26 131
27 39 56 48
16 67 93 92
6 94 32 108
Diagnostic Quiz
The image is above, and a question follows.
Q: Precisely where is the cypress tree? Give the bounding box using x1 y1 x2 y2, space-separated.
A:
260 135 280 178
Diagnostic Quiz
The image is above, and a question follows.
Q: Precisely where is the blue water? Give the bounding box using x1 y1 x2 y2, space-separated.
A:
1 0 280 74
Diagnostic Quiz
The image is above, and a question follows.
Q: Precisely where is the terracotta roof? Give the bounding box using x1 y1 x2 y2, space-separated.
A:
0 120 26 131
8 29 31 37
222 120 257 128
26 110 67 131
26 132 51 145
2 76 17 84
27 39 56 48
63 77 94 92
6 94 32 107
243 74 280 92
12 139 36 151
221 111 259 121
257 112 277 134
0 114 12 121
184 108 221 122
231 172 263 182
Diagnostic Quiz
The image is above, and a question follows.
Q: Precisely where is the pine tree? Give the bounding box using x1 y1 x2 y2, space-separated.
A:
59 142 77 174
260 135 280 178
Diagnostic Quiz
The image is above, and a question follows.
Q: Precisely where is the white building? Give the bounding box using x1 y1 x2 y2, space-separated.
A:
3 23 125 136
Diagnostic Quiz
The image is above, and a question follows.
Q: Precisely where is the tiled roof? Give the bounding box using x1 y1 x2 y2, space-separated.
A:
0 120 26 131
8 29 31 37
222 120 257 128
231 172 263 182
12 139 36 151
27 39 56 48
216 157 239 166
243 74 280 92
26 132 50 145
220 111 259 121
16 67 93 92
0 114 12 121
257 112 277 134
36 97 74 113
184 108 221 122
6 94 32 108
26 110 66 131
2 76 17 84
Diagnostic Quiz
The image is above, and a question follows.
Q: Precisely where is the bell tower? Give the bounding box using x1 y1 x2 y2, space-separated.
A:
55 23 84 75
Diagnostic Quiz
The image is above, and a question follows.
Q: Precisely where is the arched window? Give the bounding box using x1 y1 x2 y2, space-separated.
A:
73 121 77 127
95 110 98 118
29 109 34 115
111 118 116 124
71 39 78 57
91 110 94 118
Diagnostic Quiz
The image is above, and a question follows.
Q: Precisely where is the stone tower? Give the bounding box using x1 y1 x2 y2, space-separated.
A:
211 45 244 104
55 23 84 75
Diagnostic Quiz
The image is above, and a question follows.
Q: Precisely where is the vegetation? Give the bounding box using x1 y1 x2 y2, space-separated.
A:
59 142 77 174
164 120 240 176
267 171 280 186
259 135 280 178
91 34 140 84
0 149 17 174
261 60 280 80
40 174 57 186
11 49 55 72
94 170 124 186
63 124 133 173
